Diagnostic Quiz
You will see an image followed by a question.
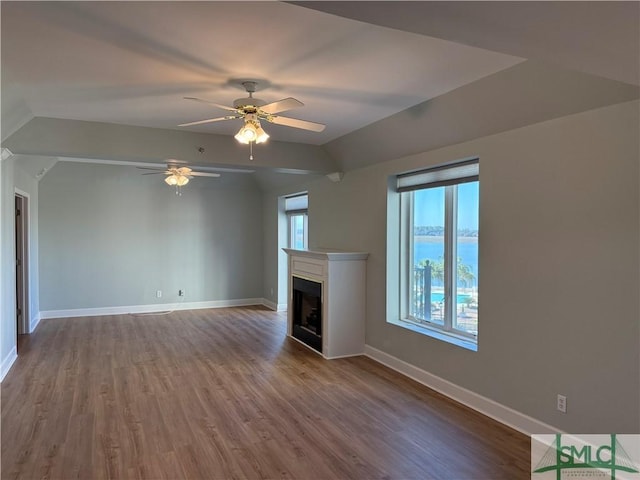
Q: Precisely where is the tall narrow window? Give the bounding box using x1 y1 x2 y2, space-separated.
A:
397 159 479 344
285 193 308 250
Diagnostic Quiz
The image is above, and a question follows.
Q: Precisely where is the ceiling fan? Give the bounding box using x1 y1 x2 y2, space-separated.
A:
137 163 220 195
179 81 326 159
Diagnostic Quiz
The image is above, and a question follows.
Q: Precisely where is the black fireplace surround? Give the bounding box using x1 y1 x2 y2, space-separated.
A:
292 276 322 353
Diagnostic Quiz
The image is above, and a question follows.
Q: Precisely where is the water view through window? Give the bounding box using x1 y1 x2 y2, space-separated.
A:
411 181 478 336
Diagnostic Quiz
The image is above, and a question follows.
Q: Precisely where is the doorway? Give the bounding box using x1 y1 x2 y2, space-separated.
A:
15 192 29 351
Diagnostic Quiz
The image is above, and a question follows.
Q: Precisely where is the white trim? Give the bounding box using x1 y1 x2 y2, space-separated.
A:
262 298 278 312
324 352 363 360
58 157 169 169
13 187 30 198
14 189 31 336
56 157 255 174
40 298 264 319
262 299 288 312
1 148 13 161
30 312 41 333
364 344 561 436
0 346 18 382
262 299 277 311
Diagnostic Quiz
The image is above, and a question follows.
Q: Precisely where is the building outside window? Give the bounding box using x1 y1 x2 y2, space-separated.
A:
397 159 479 344
285 193 308 250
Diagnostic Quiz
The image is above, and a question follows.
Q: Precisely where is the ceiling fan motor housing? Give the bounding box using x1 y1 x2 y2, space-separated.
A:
233 80 265 110
233 97 265 110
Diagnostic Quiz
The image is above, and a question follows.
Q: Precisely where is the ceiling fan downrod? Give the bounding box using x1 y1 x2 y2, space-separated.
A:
242 81 257 96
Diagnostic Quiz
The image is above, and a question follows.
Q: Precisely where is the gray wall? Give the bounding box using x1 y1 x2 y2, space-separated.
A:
0 155 42 369
262 182 316 309
0 158 16 365
39 162 263 311
264 99 640 433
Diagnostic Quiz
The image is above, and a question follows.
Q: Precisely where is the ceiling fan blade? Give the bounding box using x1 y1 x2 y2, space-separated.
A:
184 97 237 112
137 166 166 172
178 115 240 127
189 171 221 178
269 115 326 132
141 172 169 175
260 97 303 115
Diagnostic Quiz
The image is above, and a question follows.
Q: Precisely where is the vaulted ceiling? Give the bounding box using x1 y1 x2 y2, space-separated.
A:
2 1 638 184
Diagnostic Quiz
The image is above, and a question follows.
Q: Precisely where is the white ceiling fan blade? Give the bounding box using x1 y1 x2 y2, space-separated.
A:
269 115 326 132
178 115 240 127
189 171 221 178
184 97 237 112
137 166 167 172
260 97 304 115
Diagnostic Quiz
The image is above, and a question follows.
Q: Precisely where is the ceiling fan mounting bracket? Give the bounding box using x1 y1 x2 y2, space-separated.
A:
242 81 257 94
233 81 265 109
227 78 271 92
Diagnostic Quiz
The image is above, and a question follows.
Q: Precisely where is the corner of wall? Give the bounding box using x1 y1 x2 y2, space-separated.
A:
30 312 41 333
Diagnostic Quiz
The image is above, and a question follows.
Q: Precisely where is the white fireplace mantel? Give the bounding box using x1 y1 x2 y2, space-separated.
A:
282 248 369 262
284 248 368 359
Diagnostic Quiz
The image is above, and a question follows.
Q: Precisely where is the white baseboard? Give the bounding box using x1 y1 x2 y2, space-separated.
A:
1 346 17 382
262 299 277 311
30 313 41 333
40 298 264 319
261 299 288 312
364 345 560 436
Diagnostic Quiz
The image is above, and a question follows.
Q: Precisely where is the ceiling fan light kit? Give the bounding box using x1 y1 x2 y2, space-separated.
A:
180 80 325 160
234 114 269 145
164 174 189 187
138 164 220 194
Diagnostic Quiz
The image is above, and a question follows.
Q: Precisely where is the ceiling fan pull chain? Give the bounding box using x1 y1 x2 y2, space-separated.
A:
249 142 254 161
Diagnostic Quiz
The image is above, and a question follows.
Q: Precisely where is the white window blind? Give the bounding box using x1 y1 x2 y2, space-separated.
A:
285 193 308 212
397 158 479 192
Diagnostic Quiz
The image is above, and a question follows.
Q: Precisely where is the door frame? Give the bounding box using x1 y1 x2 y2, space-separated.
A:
14 189 30 336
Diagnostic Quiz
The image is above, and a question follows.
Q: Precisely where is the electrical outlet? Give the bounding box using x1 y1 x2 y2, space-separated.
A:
270 287 274 297
179 289 185 297
557 394 567 413
156 290 162 298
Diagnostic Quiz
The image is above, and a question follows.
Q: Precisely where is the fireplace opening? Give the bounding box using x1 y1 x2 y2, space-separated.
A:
292 276 322 353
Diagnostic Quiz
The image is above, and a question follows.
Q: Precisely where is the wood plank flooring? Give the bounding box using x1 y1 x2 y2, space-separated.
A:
1 306 530 479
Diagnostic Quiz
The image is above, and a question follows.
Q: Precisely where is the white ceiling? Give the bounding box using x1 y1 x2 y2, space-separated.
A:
1 1 637 183
1 1 523 145
299 1 640 87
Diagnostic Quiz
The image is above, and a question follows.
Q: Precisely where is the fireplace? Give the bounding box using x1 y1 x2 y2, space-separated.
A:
284 249 368 359
291 276 322 353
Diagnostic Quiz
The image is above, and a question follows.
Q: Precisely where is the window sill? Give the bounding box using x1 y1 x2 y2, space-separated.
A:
389 318 478 352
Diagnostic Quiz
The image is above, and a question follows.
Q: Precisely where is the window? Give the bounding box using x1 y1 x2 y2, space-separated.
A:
397 159 479 346
285 193 308 250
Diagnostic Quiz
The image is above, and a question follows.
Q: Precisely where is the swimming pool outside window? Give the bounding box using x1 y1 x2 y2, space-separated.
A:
397 159 479 346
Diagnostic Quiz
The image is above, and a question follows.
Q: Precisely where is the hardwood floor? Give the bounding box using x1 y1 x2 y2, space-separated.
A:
1 306 530 479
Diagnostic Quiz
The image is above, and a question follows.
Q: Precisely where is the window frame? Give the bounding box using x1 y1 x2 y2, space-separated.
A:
287 210 308 250
396 159 479 348
285 193 309 250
